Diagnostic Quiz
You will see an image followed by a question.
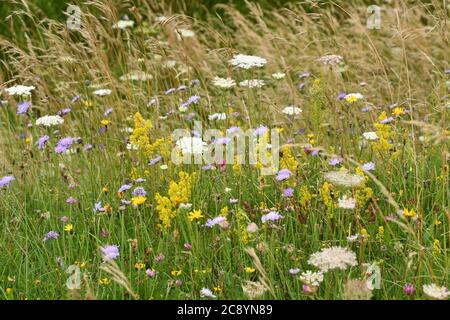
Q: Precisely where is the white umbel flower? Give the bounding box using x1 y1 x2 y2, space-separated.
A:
113 20 135 29
176 136 207 155
93 89 112 96
299 270 324 287
363 131 378 140
176 28 195 39
36 115 64 127
208 113 227 121
239 79 265 88
229 54 267 69
308 246 358 272
119 71 153 81
282 105 303 116
323 170 365 188
212 77 236 88
317 54 343 67
4 85 35 96
338 196 357 209
200 287 216 298
272 72 286 79
423 284 450 300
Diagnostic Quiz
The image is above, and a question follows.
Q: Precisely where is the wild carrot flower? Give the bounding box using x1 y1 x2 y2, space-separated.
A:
422 284 450 300
200 287 217 298
308 246 357 272
228 54 267 69
36 115 64 127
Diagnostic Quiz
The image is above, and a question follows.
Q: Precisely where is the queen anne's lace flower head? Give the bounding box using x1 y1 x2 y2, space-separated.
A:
282 105 303 116
239 79 265 88
299 270 324 287
317 54 343 67
308 246 357 272
323 170 365 188
36 115 64 127
4 84 35 96
422 284 450 300
176 136 207 156
229 54 267 69
212 77 236 88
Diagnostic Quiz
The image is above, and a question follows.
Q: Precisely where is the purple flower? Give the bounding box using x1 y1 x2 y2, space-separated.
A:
329 157 342 166
147 98 157 107
282 187 294 197
66 196 77 204
37 135 49 150
148 156 162 166
118 184 132 193
202 164 213 171
101 244 119 261
177 84 187 91
187 95 200 104
215 137 231 145
60 216 69 223
190 79 200 86
155 253 165 262
184 243 192 250
165 88 176 95
58 108 71 116
55 137 75 154
71 95 81 102
205 216 226 228
227 126 240 134
403 283 415 296
135 178 145 183
83 144 93 152
43 231 59 242
94 201 106 212
445 69 450 74
362 162 375 171
146 269 156 278
186 112 196 121
254 125 268 137
0 175 14 188
104 108 113 116
380 117 394 124
132 187 147 197
17 101 31 114
297 83 306 90
276 169 292 181
337 91 347 100
298 71 311 78
261 211 283 223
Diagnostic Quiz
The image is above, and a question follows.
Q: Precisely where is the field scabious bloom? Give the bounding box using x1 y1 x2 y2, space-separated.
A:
261 211 283 223
308 246 357 272
43 231 59 242
228 54 267 69
16 101 31 114
0 175 14 189
323 170 365 188
55 137 75 154
101 245 119 261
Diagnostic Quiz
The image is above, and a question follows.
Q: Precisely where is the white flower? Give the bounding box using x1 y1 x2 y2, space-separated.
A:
282 105 303 116
208 113 227 121
160 164 168 170
176 136 207 155
345 93 364 103
4 85 35 96
113 20 135 29
239 79 265 88
93 89 112 96
323 170 365 188
347 233 359 242
176 28 195 39
126 143 139 150
229 54 267 69
308 246 358 272
179 203 193 210
317 54 343 67
200 287 216 298
272 72 286 79
338 196 357 209
246 222 259 233
212 76 236 88
119 71 153 81
423 284 450 300
363 131 378 140
261 211 283 223
163 60 177 68
299 270 324 287
36 115 64 127
224 187 232 192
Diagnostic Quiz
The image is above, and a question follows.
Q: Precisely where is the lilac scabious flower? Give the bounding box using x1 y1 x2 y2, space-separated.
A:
132 187 147 197
146 269 156 278
289 268 301 275
187 95 200 104
282 187 294 198
118 184 132 193
148 156 162 166
215 137 231 145
202 164 213 171
0 175 14 188
205 216 226 228
177 84 187 91
37 135 49 150
261 211 283 223
229 198 238 204
17 101 31 114
337 91 347 100
186 112 196 121
276 169 292 181
58 108 71 116
104 108 113 116
362 162 375 171
329 158 342 166
66 196 77 204
135 178 145 183
71 95 81 102
297 83 306 90
83 144 93 152
55 137 75 154
380 116 394 124
254 125 268 137
43 231 59 242
298 71 311 78
101 244 119 261
227 126 240 134
165 88 176 95
94 201 106 212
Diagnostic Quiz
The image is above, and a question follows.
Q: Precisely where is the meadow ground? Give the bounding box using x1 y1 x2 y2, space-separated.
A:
0 0 449 300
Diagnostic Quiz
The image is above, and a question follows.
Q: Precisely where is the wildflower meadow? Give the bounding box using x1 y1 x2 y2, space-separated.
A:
0 0 449 301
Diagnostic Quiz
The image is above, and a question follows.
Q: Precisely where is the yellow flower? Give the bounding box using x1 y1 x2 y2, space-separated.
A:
360 228 370 242
100 119 110 126
75 261 86 268
134 262 146 270
188 209 204 221
131 196 147 206
84 100 93 108
434 220 442 226
244 267 256 273
432 239 441 256
403 208 416 218
171 270 182 277
213 286 222 292
64 224 74 233
392 107 405 116
99 277 111 285
102 186 109 193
